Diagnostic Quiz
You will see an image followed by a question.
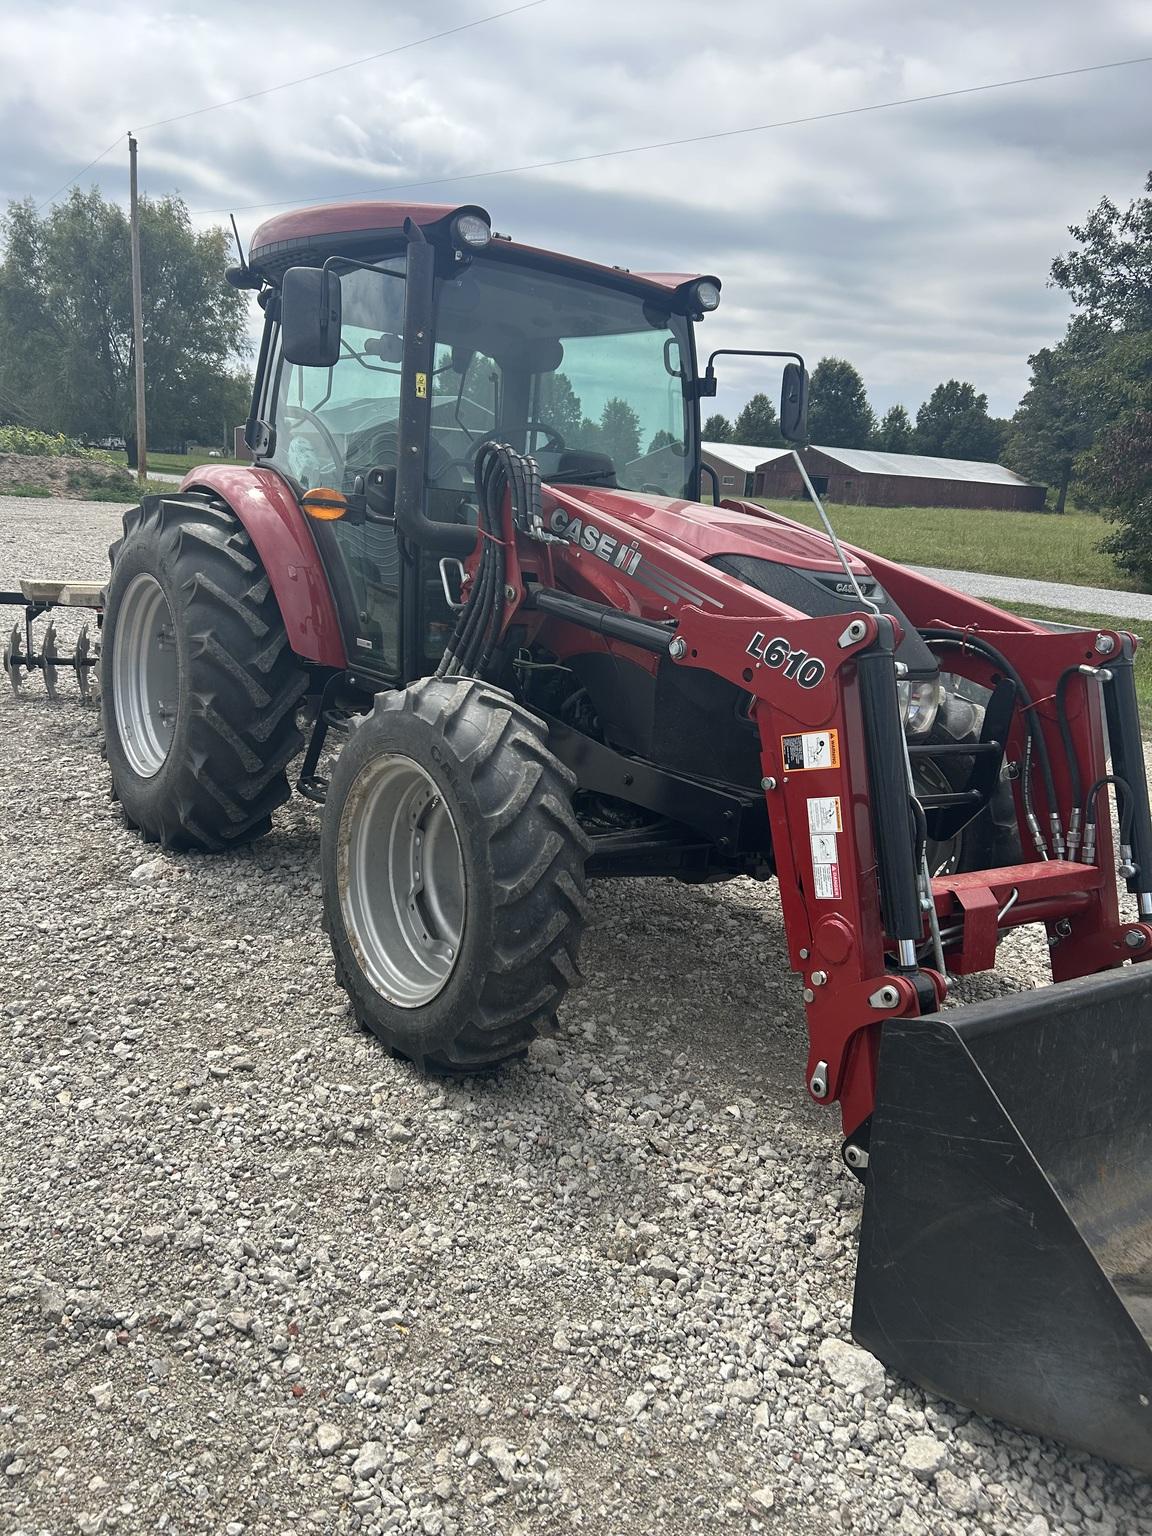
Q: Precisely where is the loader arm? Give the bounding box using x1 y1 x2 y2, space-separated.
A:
470 482 1152 1153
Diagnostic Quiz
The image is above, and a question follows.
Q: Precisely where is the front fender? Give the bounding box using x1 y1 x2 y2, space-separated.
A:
180 465 346 668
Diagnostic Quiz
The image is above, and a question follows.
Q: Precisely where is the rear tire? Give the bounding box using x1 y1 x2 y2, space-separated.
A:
101 495 308 851
321 678 589 1069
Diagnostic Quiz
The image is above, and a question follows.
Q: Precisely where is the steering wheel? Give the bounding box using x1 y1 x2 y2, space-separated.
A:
282 405 344 485
525 421 566 454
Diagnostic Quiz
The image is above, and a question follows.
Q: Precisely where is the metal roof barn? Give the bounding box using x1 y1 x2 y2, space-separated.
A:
755 445 1047 511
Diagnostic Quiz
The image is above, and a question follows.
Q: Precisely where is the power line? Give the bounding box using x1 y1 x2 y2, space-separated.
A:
35 133 124 214
32 0 554 214
192 53 1152 216
136 0 552 130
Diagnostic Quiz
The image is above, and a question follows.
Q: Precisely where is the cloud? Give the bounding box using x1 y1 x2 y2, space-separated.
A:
1 0 1149 417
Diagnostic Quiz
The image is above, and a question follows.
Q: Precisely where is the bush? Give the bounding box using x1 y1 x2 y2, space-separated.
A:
4 483 53 498
66 463 134 495
0 425 92 457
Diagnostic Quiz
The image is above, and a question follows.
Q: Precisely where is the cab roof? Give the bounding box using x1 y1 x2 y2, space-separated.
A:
248 200 715 304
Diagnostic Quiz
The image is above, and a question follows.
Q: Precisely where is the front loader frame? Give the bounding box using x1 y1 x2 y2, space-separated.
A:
484 485 1152 1150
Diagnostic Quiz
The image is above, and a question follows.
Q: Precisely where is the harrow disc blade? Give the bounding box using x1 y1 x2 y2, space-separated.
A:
76 624 92 703
4 622 22 698
853 964 1152 1473
42 619 58 699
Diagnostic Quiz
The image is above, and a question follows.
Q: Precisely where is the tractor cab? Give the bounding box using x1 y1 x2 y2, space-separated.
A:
237 202 723 678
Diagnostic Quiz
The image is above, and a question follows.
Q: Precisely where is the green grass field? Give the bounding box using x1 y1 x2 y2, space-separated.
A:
108 449 248 475
759 500 1135 594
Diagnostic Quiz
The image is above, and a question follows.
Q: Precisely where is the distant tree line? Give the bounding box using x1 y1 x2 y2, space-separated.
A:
705 368 1009 465
0 188 251 461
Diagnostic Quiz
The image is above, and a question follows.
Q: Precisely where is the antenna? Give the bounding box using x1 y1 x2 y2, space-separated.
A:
230 213 248 270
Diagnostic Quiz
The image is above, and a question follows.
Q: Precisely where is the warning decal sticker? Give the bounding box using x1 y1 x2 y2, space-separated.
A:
806 796 842 834
807 794 843 899
780 729 839 772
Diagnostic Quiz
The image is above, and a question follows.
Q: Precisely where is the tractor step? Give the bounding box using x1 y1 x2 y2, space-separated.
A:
931 860 1106 974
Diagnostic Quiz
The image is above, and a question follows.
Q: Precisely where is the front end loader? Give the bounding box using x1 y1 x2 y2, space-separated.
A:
7 198 1152 1471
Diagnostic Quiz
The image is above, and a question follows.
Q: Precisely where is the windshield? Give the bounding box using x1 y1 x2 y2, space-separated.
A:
431 257 695 498
266 254 696 507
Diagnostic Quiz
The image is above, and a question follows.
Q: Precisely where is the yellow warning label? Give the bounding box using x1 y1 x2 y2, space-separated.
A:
780 729 839 772
415 372 428 398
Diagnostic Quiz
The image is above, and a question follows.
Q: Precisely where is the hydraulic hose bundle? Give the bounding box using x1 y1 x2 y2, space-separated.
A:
921 629 1062 859
924 630 1142 881
436 443 539 680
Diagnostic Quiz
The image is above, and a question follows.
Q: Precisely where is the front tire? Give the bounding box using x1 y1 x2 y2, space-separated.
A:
321 679 589 1069
101 495 308 851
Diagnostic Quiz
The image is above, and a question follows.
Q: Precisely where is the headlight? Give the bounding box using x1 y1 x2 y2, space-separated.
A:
898 677 941 737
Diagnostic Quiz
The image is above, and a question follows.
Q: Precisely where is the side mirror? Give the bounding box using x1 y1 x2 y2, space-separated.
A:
780 362 809 444
281 266 342 368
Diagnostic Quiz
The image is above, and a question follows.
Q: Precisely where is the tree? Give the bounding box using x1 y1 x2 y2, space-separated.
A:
806 358 876 447
733 393 782 447
702 412 733 442
648 428 677 452
1050 171 1152 331
1047 173 1152 565
1089 407 1152 582
874 403 914 453
1003 321 1105 511
914 380 1005 461
0 187 248 457
536 371 585 444
598 397 641 468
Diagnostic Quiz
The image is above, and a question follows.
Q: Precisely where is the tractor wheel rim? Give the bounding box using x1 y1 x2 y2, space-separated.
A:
341 756 466 1008
113 573 179 778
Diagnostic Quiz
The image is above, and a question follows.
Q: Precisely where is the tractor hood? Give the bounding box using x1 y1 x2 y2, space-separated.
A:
545 483 938 678
544 484 872 579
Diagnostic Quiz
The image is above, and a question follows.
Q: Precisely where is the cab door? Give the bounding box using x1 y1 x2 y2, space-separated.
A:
266 263 407 679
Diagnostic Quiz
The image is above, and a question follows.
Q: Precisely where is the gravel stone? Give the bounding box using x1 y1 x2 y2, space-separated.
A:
902 1432 949 1477
818 1336 888 1396
352 1441 388 1479
315 1422 344 1455
4 495 1152 1536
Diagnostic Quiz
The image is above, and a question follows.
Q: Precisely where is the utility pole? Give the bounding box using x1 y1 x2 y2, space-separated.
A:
128 134 147 484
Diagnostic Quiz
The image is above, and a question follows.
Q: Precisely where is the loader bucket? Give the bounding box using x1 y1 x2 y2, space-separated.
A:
853 964 1152 1473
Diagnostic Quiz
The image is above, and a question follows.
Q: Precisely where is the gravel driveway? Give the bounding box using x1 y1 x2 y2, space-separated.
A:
2 495 1150 1536
909 565 1152 621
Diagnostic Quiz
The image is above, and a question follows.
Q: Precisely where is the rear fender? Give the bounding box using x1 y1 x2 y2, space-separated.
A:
180 465 346 668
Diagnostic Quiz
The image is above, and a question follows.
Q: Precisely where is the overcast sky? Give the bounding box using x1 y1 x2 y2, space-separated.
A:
2 0 1149 422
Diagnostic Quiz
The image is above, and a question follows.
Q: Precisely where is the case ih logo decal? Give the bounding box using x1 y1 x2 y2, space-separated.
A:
747 632 827 688
548 508 723 610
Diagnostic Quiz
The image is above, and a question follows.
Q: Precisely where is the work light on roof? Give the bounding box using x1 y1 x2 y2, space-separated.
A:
452 212 492 249
693 280 721 312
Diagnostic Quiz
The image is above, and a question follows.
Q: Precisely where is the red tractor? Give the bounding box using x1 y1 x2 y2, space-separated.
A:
9 199 1152 1469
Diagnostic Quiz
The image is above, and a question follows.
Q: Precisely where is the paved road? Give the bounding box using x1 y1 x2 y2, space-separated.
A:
910 564 1152 622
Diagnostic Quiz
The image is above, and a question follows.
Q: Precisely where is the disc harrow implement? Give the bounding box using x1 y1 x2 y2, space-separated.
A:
1 581 104 701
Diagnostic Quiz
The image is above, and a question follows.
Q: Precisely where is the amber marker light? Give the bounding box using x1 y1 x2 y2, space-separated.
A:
302 487 347 520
